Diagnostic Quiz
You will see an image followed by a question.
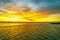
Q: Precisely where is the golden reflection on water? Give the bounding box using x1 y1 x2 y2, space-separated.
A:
0 22 60 40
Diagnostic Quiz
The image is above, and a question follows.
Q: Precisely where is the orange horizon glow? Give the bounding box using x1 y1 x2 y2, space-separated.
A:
0 6 60 22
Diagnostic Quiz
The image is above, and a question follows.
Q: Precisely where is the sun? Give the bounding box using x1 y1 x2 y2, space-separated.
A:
4 17 23 22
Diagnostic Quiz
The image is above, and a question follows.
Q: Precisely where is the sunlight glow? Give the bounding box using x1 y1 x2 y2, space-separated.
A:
0 7 60 22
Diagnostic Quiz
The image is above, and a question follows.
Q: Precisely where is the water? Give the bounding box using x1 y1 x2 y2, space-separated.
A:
0 22 60 40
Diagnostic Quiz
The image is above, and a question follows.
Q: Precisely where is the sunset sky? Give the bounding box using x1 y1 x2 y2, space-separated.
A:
0 0 60 10
0 0 60 22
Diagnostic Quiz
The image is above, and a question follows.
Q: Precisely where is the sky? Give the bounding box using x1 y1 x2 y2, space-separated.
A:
0 0 60 11
0 0 60 22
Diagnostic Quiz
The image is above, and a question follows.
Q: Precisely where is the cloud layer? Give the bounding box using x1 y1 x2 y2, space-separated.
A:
0 0 60 10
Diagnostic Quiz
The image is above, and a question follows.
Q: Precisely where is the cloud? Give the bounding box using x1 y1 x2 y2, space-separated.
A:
25 0 60 10
0 0 60 10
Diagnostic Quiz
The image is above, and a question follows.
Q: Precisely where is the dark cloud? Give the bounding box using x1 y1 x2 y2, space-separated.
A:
26 0 60 10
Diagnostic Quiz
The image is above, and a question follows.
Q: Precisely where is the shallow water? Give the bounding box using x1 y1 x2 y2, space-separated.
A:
0 22 60 40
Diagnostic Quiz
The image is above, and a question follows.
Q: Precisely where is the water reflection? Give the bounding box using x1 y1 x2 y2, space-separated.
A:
0 22 60 40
